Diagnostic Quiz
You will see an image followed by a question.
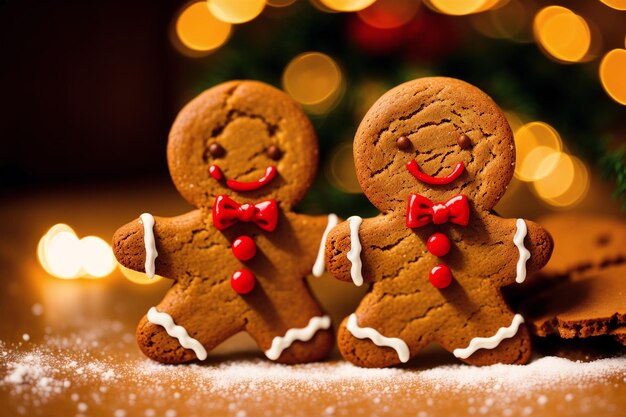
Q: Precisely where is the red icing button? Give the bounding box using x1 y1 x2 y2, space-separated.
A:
232 236 257 261
231 269 255 294
429 264 453 289
427 233 451 257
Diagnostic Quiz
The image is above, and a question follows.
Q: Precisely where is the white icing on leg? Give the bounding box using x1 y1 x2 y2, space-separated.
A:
312 213 339 277
453 314 525 360
514 218 530 284
146 307 207 361
265 315 332 360
346 313 410 363
140 213 158 279
347 216 364 286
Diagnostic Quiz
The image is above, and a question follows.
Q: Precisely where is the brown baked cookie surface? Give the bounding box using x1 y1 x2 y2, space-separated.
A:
521 214 626 346
113 80 335 364
536 214 626 277
325 77 553 367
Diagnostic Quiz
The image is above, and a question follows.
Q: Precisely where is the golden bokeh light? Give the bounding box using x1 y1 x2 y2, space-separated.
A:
426 0 500 16
532 154 589 208
544 156 589 208
470 0 529 41
518 146 560 182
119 265 164 285
175 2 231 54
514 121 563 181
282 52 344 113
79 236 118 278
267 0 297 7
534 6 591 63
599 49 626 105
531 152 574 199
357 0 420 29
325 143 362 193
207 0 266 24
320 0 377 12
38 224 117 279
599 0 626 10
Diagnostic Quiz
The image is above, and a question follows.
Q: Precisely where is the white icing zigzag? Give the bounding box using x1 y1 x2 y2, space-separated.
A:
265 316 332 361
147 307 207 360
347 216 364 286
453 314 525 359
514 218 531 284
312 213 339 277
346 313 410 363
140 213 158 279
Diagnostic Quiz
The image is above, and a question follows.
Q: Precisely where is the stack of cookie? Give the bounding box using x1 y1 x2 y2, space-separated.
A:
521 214 626 346
112 77 622 368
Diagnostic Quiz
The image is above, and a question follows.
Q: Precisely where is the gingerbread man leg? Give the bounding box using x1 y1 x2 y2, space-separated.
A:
335 291 436 368
243 283 334 364
136 281 246 364
437 295 531 366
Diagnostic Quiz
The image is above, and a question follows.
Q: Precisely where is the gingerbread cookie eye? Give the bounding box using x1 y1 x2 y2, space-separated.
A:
457 133 471 149
208 143 226 158
396 136 411 150
266 145 283 160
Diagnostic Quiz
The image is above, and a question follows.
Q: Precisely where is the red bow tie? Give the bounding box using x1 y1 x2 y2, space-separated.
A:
212 195 278 232
406 194 470 228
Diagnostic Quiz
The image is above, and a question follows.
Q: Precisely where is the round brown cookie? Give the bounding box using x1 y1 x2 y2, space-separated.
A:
168 80 318 211
113 80 335 364
325 77 553 367
523 264 626 346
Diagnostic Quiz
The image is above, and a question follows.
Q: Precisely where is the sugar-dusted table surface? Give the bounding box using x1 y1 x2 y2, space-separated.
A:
1 181 625 417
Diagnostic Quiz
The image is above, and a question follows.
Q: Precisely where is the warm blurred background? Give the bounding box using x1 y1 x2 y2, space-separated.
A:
0 0 625 323
2 4 625 415
2 0 626 214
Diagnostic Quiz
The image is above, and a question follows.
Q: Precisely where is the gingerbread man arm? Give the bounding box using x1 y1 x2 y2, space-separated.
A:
325 214 417 286
285 212 342 277
467 215 553 287
112 209 210 279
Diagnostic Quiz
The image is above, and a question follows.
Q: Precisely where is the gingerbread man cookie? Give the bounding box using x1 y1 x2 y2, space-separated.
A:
113 81 335 364
325 77 553 367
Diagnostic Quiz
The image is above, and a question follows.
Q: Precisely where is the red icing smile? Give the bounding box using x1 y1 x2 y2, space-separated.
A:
406 160 465 185
209 165 277 191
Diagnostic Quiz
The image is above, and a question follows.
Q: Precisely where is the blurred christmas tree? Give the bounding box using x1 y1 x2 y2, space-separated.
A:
173 0 626 216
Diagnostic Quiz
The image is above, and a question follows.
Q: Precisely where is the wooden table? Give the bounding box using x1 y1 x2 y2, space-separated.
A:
1 181 624 417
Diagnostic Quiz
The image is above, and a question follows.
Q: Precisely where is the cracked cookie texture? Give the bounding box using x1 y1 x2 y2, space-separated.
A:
325 77 553 367
113 80 333 364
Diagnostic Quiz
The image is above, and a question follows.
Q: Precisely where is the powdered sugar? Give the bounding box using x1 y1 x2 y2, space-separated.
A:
1 328 625 417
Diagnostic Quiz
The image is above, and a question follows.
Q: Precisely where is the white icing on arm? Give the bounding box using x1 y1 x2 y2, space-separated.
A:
346 313 410 363
453 314 525 359
514 218 531 284
312 213 339 277
140 213 158 278
265 316 332 360
347 216 364 286
146 307 207 360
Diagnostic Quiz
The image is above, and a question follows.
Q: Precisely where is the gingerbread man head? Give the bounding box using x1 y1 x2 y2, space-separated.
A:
354 77 514 214
168 80 318 211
